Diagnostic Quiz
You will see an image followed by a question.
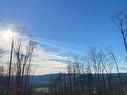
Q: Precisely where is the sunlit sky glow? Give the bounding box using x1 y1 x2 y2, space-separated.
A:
1 29 17 41
0 0 127 75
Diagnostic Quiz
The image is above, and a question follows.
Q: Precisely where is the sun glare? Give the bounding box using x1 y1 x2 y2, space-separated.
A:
1 29 17 41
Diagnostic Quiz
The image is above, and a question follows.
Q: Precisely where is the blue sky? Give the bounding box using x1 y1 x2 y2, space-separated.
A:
0 0 127 74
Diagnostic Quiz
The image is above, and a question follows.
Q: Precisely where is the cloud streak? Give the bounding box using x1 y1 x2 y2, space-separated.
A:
0 25 75 75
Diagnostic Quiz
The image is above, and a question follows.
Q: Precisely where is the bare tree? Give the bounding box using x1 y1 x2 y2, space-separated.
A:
7 36 14 95
107 48 124 95
112 11 127 53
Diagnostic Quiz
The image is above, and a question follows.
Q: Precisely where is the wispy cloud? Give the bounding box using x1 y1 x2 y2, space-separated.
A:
0 25 78 75
34 37 84 56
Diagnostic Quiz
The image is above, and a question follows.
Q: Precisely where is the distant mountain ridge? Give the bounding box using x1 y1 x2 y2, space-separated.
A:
29 74 60 88
29 73 127 88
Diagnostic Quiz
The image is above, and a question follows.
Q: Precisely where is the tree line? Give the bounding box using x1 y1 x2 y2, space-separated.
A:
0 10 127 95
47 11 127 95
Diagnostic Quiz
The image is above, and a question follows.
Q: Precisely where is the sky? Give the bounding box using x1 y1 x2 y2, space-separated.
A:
0 0 127 75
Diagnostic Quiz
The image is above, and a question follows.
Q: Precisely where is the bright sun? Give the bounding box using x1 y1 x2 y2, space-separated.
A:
1 29 17 41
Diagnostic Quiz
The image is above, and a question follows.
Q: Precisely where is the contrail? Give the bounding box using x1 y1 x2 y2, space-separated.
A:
33 37 84 56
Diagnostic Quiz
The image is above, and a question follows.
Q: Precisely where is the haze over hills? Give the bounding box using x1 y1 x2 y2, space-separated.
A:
29 73 127 88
